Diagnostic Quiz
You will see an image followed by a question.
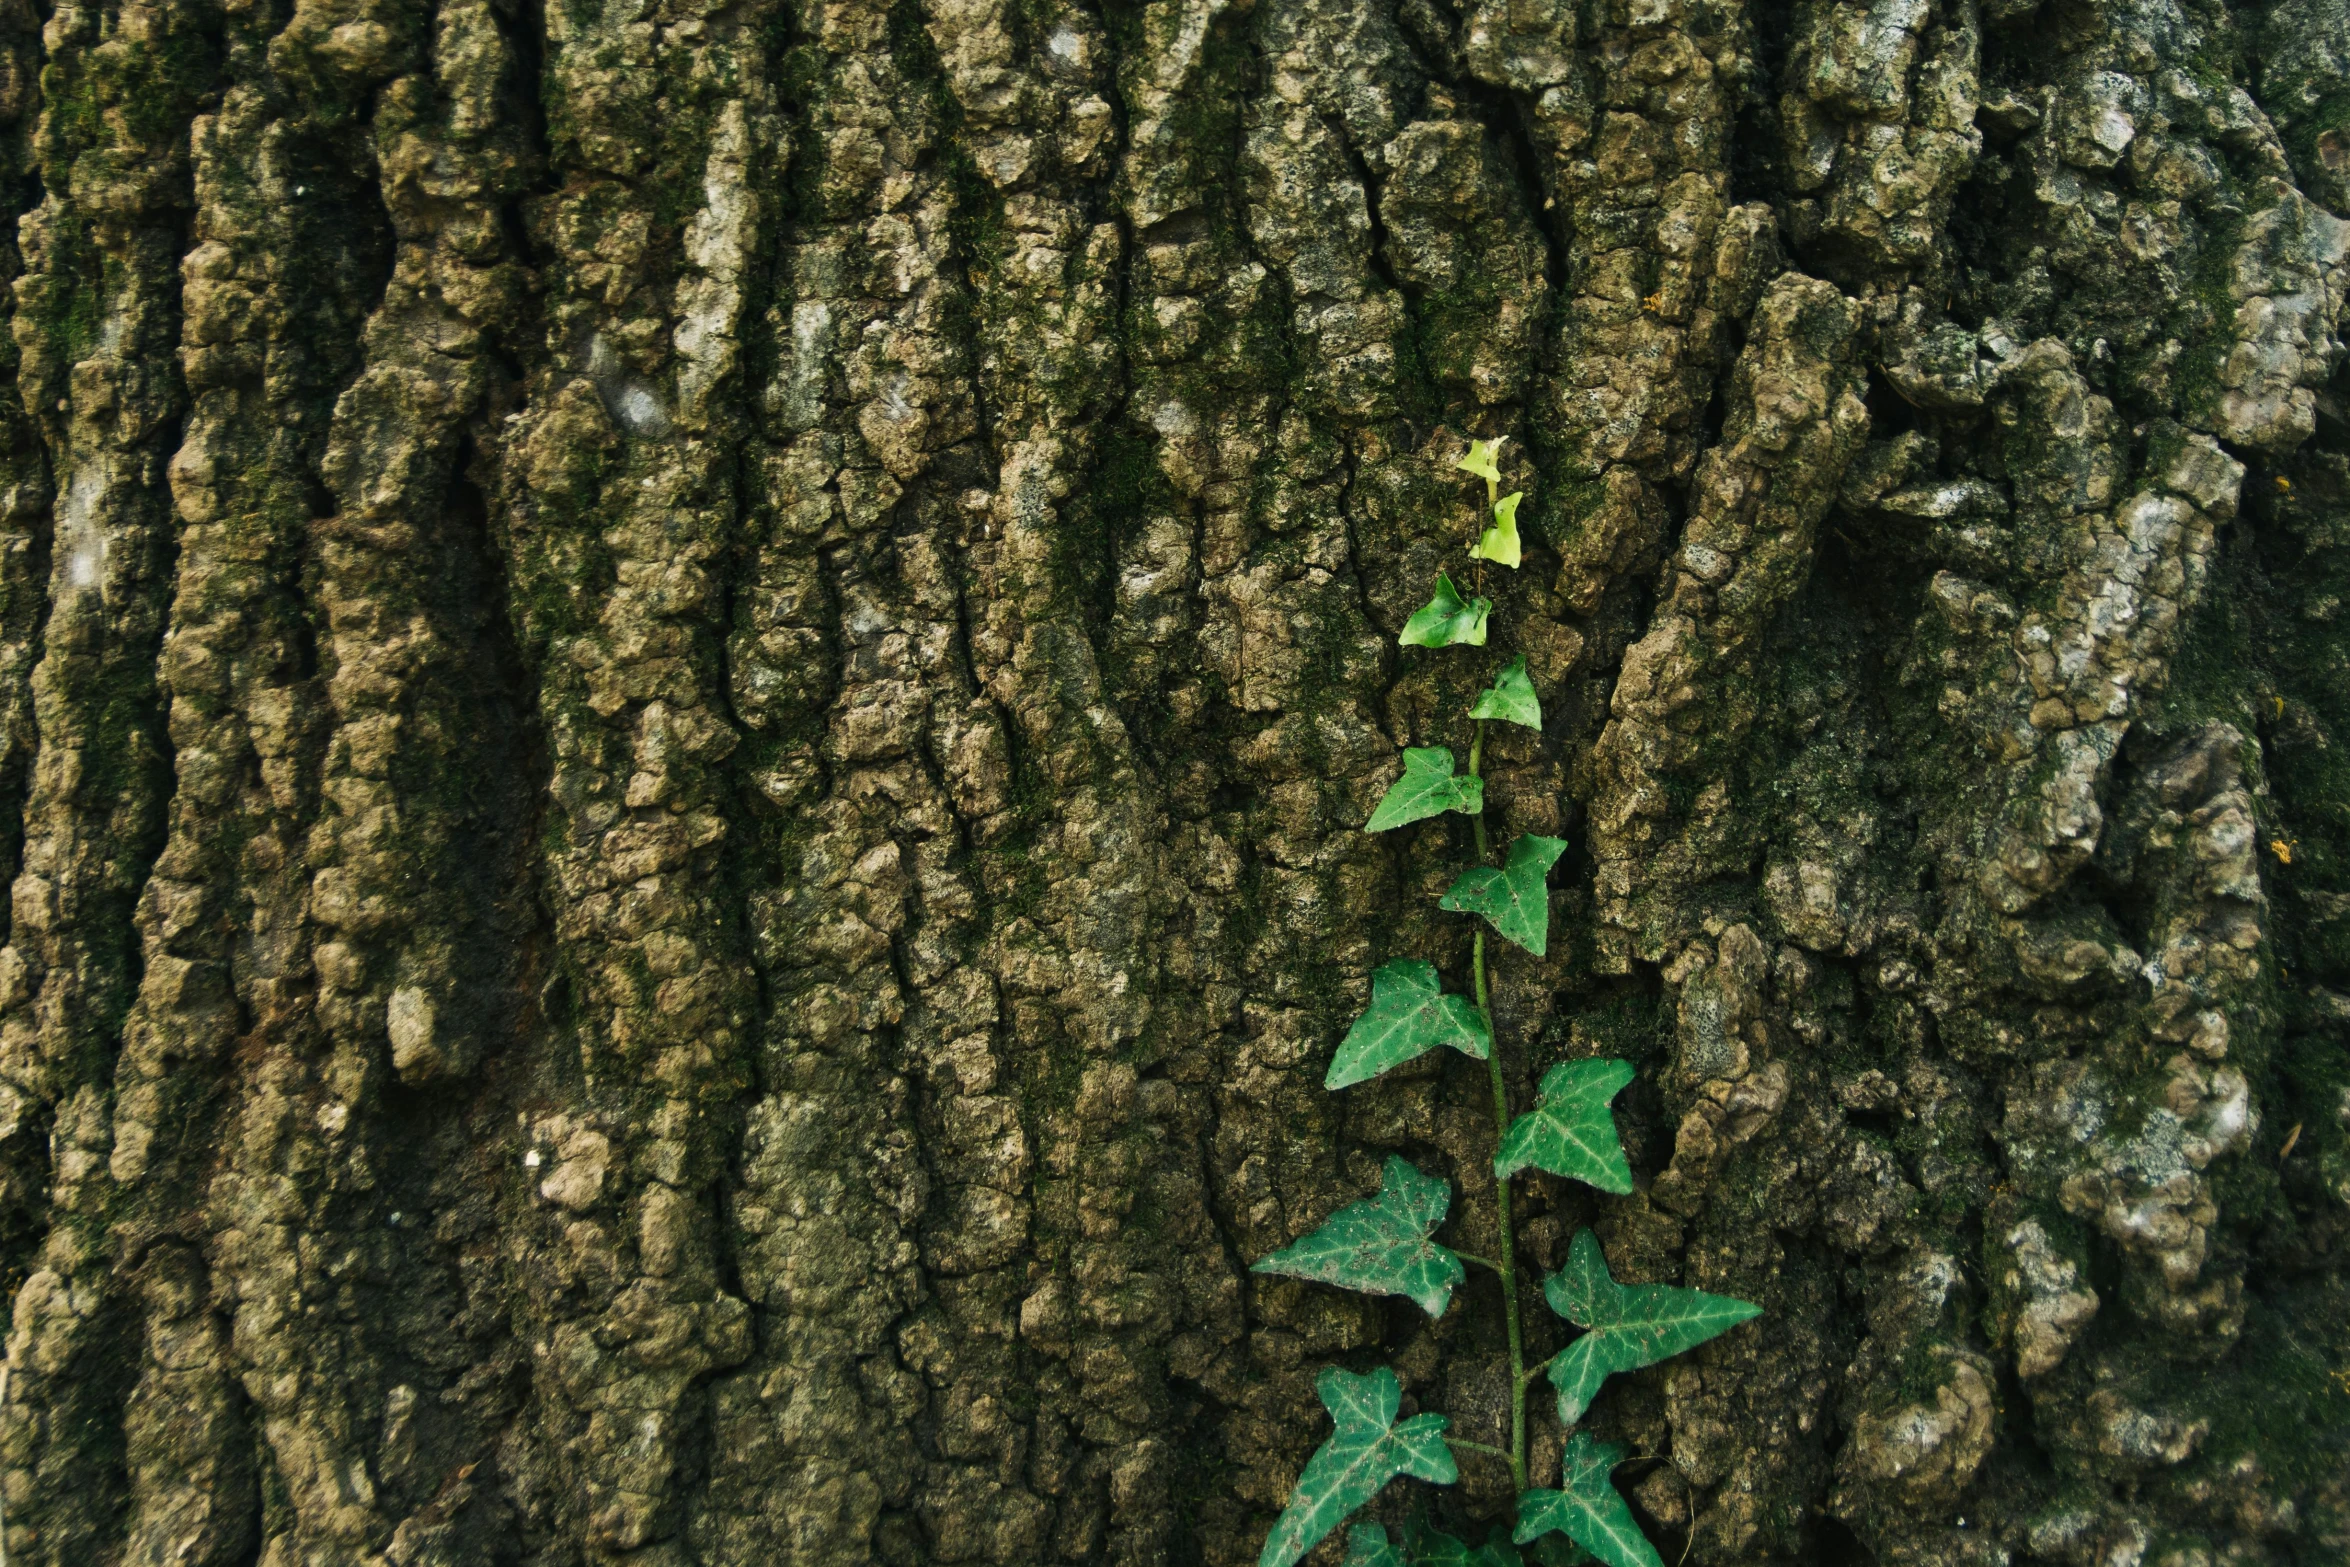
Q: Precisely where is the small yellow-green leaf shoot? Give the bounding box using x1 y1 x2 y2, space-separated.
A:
1469 492 1523 569
1455 437 1505 496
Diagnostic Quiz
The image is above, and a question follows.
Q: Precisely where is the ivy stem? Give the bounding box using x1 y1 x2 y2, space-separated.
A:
1445 1436 1514 1462
1468 721 1490 863
1465 717 1527 1493
1486 993 1528 1494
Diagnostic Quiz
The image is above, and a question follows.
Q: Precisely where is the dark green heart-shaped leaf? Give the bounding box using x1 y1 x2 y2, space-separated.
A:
1469 1536 1526 1567
1366 748 1486 832
1495 1060 1634 1190
1346 1522 1408 1567
1405 1528 1475 1567
1470 492 1524 568
1327 959 1492 1089
1512 1435 1657 1567
1469 655 1542 731
1542 1230 1762 1424
1258 1367 1458 1567
1253 1157 1465 1316
1440 834 1567 955
1402 574 1491 649
1406 1523 1525 1567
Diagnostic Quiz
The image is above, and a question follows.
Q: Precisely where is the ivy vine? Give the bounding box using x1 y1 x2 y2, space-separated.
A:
1251 440 1762 1567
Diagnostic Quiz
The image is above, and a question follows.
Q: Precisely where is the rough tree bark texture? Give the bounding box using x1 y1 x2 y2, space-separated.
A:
0 0 2343 1561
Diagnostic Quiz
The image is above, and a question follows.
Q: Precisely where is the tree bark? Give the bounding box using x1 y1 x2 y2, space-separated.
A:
0 0 2343 1561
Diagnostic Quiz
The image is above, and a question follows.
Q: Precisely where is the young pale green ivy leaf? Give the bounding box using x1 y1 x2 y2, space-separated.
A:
1469 492 1524 569
1327 959 1491 1090
1366 748 1486 833
1469 655 1542 731
1439 834 1568 956
1252 1156 1466 1316
1543 1229 1763 1424
1512 1434 1659 1567
1258 1367 1458 1567
1401 574 1492 649
1345 1522 1408 1567
1494 1060 1635 1190
1456 436 1505 492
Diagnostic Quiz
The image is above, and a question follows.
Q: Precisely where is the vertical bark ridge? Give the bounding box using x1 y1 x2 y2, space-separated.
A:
0 0 217 1555
695 0 937 1556
1451 0 1769 643
101 27 393 1561
194 0 541 1552
921 0 1239 1541
1585 274 1871 966
487 0 775 1558
0 0 56 1283
1553 1 2350 1559
1580 273 1873 1549
898 0 1162 1553
130 0 545 1558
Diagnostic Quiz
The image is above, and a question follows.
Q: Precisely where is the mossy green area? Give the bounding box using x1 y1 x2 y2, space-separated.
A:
19 208 111 368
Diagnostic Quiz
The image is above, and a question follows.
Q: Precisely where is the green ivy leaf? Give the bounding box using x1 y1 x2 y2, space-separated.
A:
1390 1518 1580 1564
1494 1060 1634 1191
1401 574 1492 649
1469 655 1542 731
1406 1523 1525 1567
1406 1530 1475 1567
1252 1157 1466 1316
1469 492 1524 569
1346 1522 1408 1567
1456 436 1505 490
1439 834 1567 956
1468 1535 1526 1567
1542 1230 1763 1424
1512 1434 1658 1567
1258 1367 1458 1567
1366 748 1486 832
1327 959 1492 1090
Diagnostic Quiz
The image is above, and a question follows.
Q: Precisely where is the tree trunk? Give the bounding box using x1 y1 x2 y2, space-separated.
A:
0 0 2343 1560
